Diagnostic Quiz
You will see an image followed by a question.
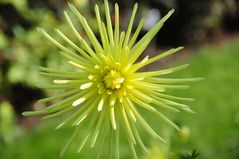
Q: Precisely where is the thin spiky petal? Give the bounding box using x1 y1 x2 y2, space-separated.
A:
60 125 81 158
123 3 138 47
129 9 175 64
128 18 144 49
114 3 119 48
104 0 114 45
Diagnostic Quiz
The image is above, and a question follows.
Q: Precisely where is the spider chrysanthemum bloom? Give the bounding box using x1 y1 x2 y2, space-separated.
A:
23 0 202 158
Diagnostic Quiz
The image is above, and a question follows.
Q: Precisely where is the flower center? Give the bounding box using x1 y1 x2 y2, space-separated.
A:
103 69 124 90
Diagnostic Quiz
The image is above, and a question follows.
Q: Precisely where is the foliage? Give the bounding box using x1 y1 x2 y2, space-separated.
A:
179 150 199 159
0 101 22 144
0 0 96 93
139 0 239 45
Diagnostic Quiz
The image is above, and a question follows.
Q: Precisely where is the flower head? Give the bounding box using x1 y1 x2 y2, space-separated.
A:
23 0 202 158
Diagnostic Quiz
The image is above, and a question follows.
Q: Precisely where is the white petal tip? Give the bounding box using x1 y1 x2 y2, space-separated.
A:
97 98 104 111
53 80 68 84
94 65 100 69
72 98 86 106
88 75 94 80
80 82 93 90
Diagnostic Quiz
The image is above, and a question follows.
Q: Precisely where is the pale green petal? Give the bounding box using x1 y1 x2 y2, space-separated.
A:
37 88 81 103
55 29 92 61
120 105 136 144
91 107 106 147
95 5 110 54
131 47 184 71
114 3 119 48
63 11 101 63
68 4 104 54
129 9 174 64
104 0 114 45
41 106 74 120
128 18 144 49
146 77 204 84
123 3 138 47
126 98 166 143
37 28 91 67
39 71 86 79
60 125 81 158
133 64 189 78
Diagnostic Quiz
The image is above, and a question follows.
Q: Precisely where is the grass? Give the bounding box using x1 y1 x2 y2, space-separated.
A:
1 38 239 159
171 38 239 159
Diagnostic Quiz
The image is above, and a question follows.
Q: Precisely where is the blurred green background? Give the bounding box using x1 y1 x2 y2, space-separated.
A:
0 0 239 158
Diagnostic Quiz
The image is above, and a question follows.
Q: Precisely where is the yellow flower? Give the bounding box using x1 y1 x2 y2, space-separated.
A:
23 0 202 158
